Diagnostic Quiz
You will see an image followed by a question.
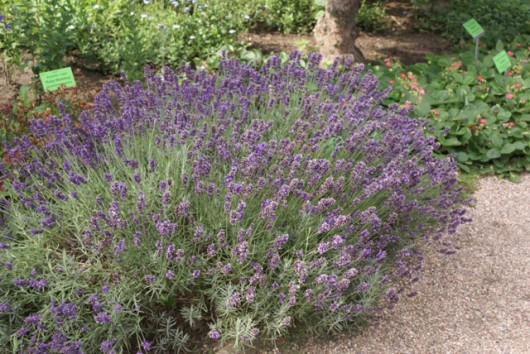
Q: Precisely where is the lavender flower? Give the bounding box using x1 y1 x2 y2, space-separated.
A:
228 292 241 307
94 312 111 324
317 242 329 254
141 339 151 351
273 233 289 249
100 338 116 353
208 330 221 339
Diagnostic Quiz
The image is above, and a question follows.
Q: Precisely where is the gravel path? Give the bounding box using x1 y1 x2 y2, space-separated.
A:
296 174 530 353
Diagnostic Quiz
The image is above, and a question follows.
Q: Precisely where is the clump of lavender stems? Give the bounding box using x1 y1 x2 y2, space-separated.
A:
0 52 470 351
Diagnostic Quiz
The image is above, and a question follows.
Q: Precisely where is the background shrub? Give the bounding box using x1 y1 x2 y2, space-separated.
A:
247 0 322 34
0 0 251 79
412 0 530 47
356 0 388 34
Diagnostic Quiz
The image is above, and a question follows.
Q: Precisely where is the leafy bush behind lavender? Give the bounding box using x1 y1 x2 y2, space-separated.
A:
0 53 469 352
0 0 252 79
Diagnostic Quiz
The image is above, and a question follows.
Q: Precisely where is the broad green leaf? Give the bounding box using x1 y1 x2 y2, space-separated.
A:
462 73 475 85
456 152 468 162
498 111 512 120
495 40 505 52
415 99 431 117
513 141 525 150
443 137 462 146
501 143 516 154
489 132 503 148
486 148 501 159
458 163 471 173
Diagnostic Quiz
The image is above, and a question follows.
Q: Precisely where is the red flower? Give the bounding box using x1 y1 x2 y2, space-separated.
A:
479 118 487 124
508 121 515 127
388 80 395 85
515 83 521 89
400 73 407 79
506 93 513 100
477 75 484 83
470 125 477 131
507 51 514 57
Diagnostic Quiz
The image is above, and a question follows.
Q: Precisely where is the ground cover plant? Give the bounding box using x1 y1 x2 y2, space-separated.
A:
0 53 470 352
372 35 530 180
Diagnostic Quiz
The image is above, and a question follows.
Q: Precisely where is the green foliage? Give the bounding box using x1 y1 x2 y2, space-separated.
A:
0 0 251 79
0 4 31 84
373 35 530 180
412 0 530 47
357 0 388 33
248 0 322 34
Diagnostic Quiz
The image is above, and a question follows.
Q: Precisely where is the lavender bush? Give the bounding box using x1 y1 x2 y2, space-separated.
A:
0 52 470 352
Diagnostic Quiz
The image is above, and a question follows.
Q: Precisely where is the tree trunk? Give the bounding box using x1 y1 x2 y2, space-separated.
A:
313 0 365 65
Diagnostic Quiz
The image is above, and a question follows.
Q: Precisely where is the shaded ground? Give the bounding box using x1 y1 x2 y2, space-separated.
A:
239 1 453 66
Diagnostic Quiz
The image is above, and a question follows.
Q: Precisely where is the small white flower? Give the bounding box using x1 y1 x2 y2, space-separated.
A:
229 29 236 34
130 11 135 16
93 4 100 9
140 14 148 19
67 25 75 30
143 0 151 4
172 24 180 29
189 35 195 40
244 15 250 20
148 16 154 21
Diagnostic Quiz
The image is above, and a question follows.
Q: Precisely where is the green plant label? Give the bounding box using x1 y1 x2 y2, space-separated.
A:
39 67 76 92
492 50 512 73
463 19 484 39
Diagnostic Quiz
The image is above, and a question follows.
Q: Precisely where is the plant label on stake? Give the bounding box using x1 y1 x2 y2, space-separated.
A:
39 67 76 92
492 50 512 75
463 18 484 59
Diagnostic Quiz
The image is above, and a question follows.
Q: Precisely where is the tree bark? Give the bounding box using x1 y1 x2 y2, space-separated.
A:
313 0 365 65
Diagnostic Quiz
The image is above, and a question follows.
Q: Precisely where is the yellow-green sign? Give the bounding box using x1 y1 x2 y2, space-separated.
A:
39 67 76 92
492 50 512 74
463 19 484 39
